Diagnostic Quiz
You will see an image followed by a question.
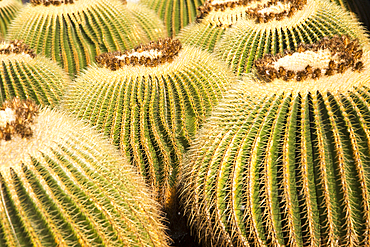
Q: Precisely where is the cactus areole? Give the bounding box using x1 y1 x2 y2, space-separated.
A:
30 0 76 5
180 35 370 246
0 98 38 141
255 35 364 82
95 38 182 70
197 0 308 26
0 40 36 58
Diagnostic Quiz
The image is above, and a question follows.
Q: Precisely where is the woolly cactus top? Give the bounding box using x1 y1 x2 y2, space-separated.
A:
256 35 364 82
197 0 309 26
0 98 38 141
0 40 36 58
31 0 76 5
95 38 182 70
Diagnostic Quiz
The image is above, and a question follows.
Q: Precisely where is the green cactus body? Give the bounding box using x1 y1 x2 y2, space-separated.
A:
125 2 168 41
64 38 235 206
0 0 22 38
6 0 166 77
214 0 369 76
140 0 205 37
181 37 370 246
0 98 169 247
0 40 68 107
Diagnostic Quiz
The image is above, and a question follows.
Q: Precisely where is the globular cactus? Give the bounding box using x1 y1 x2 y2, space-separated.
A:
140 0 205 37
0 40 68 107
329 0 370 30
180 36 370 246
0 97 169 246
64 38 236 206
214 0 370 76
6 0 166 77
0 0 22 38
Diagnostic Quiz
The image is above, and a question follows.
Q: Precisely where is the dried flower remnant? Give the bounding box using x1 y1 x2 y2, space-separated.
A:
0 40 36 58
255 35 364 82
95 38 182 70
0 98 39 141
31 0 76 6
197 0 307 26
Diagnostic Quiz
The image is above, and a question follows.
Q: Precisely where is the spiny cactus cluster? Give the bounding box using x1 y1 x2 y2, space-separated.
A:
215 0 370 75
0 40 68 107
0 98 38 140
95 37 181 69
64 38 236 206
180 36 370 246
0 98 170 247
255 35 364 82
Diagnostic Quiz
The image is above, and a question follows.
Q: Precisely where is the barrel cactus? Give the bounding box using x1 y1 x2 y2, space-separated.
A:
6 0 166 77
329 0 370 30
140 0 205 37
0 40 68 107
180 35 370 246
0 97 169 246
64 37 235 206
0 0 22 38
213 0 369 76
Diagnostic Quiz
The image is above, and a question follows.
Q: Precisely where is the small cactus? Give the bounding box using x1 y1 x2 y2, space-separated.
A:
214 0 370 76
140 0 205 37
0 40 68 107
0 97 169 246
0 0 22 38
180 36 370 246
6 0 166 77
64 38 236 206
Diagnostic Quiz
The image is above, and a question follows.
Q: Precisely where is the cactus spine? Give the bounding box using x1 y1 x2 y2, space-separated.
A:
64 38 235 206
0 98 169 247
140 0 205 37
181 36 370 246
214 0 369 76
0 40 68 107
6 0 166 77
0 0 22 38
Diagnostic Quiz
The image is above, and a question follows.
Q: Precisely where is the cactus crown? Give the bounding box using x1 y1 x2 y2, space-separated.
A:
197 0 307 26
30 0 76 6
95 38 182 70
0 98 39 141
255 35 364 82
0 40 36 58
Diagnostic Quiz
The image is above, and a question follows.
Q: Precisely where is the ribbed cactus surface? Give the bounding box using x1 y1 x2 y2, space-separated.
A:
6 0 166 77
181 37 370 246
0 0 22 38
140 0 205 37
64 38 235 206
214 0 369 76
0 40 68 107
0 98 169 247
329 0 370 30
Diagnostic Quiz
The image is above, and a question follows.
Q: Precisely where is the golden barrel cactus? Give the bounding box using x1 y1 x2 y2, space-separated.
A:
0 40 68 107
64 38 236 206
6 0 166 77
0 97 169 246
214 0 370 76
0 0 22 37
181 35 370 246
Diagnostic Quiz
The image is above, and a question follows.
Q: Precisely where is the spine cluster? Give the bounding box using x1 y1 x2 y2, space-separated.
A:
197 0 306 24
0 98 38 141
95 38 182 70
31 0 76 6
255 35 364 82
0 40 36 58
